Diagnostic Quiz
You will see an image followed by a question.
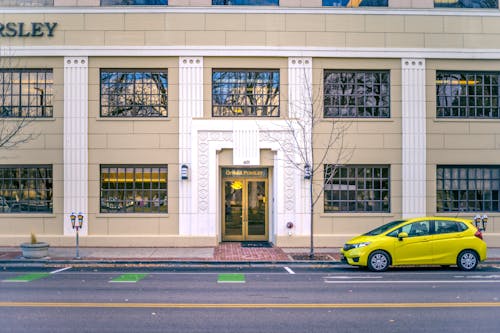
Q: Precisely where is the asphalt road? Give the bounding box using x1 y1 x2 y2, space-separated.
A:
1 265 500 333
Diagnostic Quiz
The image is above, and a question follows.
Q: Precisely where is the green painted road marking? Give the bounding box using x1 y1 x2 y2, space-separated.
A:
217 274 245 283
3 273 50 283
110 274 147 283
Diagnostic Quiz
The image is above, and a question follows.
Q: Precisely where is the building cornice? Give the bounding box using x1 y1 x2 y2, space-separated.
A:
4 45 500 60
1 7 500 17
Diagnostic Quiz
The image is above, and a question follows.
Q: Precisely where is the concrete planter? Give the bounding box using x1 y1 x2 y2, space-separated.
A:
20 242 50 259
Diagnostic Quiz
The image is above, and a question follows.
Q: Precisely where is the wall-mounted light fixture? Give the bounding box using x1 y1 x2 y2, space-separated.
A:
181 164 189 180
304 164 312 180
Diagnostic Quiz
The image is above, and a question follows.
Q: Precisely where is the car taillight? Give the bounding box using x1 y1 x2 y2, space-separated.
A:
474 229 483 240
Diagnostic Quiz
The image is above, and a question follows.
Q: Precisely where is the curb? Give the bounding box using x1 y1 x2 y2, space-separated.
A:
1 259 499 268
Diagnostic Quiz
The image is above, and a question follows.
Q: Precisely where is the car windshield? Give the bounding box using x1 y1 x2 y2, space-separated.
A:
364 220 405 236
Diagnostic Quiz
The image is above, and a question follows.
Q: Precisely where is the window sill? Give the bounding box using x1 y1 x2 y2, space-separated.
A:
96 213 169 218
0 213 55 218
321 118 394 123
96 117 170 121
320 212 394 218
434 118 500 122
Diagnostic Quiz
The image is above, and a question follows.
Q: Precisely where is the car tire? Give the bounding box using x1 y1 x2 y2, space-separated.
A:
367 250 390 272
457 250 479 271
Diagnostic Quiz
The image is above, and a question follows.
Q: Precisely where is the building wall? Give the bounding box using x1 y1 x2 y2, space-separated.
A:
1 7 500 246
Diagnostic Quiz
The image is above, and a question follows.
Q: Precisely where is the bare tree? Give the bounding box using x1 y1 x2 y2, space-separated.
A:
0 48 39 150
263 65 353 259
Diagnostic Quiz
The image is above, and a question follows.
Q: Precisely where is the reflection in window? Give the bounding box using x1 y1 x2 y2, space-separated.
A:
212 70 280 117
101 0 167 5
436 71 500 118
0 0 53 6
0 165 52 214
437 166 500 212
434 0 497 8
0 69 53 118
212 0 278 5
324 70 390 118
322 0 388 6
100 70 168 117
324 165 390 212
100 165 168 214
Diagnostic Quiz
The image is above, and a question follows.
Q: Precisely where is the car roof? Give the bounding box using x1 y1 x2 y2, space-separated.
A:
404 216 473 224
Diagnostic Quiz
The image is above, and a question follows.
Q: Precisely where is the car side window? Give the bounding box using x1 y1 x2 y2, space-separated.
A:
435 220 460 234
404 221 430 237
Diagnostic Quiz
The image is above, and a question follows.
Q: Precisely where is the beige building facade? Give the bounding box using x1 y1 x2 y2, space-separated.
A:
1 1 500 247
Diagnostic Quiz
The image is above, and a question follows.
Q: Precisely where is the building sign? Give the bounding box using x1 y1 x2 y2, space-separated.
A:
0 22 58 38
222 168 268 178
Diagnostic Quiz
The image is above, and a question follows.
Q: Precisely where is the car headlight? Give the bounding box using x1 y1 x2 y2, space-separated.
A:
343 242 371 251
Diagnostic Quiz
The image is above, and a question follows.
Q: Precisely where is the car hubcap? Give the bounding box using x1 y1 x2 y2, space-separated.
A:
371 254 388 271
461 253 477 269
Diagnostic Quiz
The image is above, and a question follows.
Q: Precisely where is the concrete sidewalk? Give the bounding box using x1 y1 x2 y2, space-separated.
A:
1 243 499 266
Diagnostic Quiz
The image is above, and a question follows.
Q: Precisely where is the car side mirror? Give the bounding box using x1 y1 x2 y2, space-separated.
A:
398 232 408 241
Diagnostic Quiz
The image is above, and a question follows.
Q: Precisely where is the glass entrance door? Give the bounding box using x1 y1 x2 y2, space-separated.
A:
223 179 268 241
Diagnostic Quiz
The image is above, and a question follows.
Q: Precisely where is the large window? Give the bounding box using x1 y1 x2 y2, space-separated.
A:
100 70 168 117
324 165 390 212
324 70 390 118
212 0 279 5
101 0 167 5
0 165 52 213
436 71 500 118
0 0 53 5
212 70 280 117
0 69 53 118
323 0 388 6
437 166 500 212
434 0 498 8
100 165 168 213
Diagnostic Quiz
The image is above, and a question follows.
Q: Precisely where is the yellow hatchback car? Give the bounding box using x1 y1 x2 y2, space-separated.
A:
340 217 487 272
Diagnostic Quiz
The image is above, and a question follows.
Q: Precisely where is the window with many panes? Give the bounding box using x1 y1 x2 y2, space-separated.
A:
100 70 168 117
324 70 390 118
0 165 52 213
0 69 53 118
436 71 500 118
0 0 53 6
212 70 280 117
100 165 168 213
434 0 497 8
212 0 278 5
323 0 388 6
437 166 500 212
324 165 390 212
101 0 167 5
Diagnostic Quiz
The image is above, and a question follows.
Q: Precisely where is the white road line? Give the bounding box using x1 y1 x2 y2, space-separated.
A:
284 267 295 274
324 276 382 279
50 267 72 274
324 280 500 284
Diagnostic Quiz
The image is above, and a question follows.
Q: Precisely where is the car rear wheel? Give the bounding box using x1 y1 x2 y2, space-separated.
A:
367 250 390 272
457 250 479 271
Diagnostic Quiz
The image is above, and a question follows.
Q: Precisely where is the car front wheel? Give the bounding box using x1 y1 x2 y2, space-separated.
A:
457 250 479 271
367 250 390 272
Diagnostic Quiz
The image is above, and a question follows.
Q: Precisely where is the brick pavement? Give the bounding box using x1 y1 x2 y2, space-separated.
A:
213 242 291 261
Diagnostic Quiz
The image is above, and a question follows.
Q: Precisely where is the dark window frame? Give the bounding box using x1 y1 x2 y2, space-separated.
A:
323 70 391 118
436 71 500 119
437 165 500 212
100 69 168 118
322 0 388 6
434 0 498 8
212 0 279 5
100 164 168 214
324 164 391 213
0 165 53 214
212 69 280 117
100 0 167 5
0 68 53 118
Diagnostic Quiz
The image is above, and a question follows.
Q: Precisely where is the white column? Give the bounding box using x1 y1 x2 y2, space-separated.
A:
63 57 88 235
402 58 427 218
288 57 312 236
179 57 203 236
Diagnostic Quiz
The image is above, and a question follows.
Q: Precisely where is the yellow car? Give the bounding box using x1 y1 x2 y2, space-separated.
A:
340 217 487 272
